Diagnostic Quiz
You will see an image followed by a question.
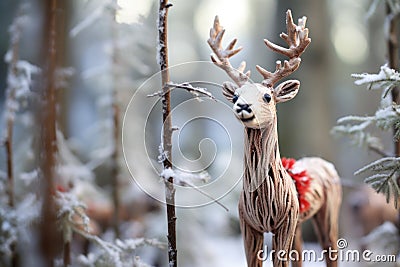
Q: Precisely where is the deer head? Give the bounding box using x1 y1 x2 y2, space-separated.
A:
208 10 311 129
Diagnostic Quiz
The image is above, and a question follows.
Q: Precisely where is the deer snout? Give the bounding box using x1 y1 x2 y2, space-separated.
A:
234 100 254 122
236 103 251 112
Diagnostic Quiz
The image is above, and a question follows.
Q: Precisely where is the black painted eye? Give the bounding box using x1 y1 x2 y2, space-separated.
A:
232 94 239 103
263 93 272 103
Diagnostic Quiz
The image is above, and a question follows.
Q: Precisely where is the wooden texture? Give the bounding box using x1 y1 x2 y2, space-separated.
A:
208 10 342 267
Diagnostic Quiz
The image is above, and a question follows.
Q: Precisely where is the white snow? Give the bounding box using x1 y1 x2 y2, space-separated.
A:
160 167 175 179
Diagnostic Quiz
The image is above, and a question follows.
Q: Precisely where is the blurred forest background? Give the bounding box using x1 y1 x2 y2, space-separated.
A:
0 0 399 266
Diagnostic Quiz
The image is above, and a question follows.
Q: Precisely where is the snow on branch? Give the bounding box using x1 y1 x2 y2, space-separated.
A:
375 104 400 138
3 57 39 136
54 190 91 242
331 118 382 152
54 189 165 267
74 226 165 267
70 1 119 37
0 193 39 257
147 82 216 101
160 167 228 211
355 157 400 208
332 103 400 154
367 0 400 18
352 64 400 97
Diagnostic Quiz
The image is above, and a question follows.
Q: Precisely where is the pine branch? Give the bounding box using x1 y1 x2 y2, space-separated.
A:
355 157 400 208
332 104 400 151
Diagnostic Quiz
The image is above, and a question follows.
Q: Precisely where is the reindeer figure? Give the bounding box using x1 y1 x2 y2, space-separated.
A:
207 10 342 267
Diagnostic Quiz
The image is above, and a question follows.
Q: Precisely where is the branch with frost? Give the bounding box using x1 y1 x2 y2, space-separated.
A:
3 3 39 137
0 193 39 257
367 0 400 18
0 206 17 256
54 190 91 243
352 64 400 97
160 168 228 211
70 1 119 37
54 190 165 267
147 82 216 101
73 226 165 267
19 169 39 186
355 157 400 208
375 104 400 139
158 143 168 163
331 116 385 154
1 7 38 265
332 104 400 155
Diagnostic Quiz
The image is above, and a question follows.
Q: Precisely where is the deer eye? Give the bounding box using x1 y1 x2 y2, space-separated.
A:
263 93 272 103
232 94 239 103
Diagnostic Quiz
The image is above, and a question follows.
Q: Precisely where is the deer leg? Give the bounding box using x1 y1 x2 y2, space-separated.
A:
272 217 297 267
291 224 303 267
238 204 264 267
312 202 340 267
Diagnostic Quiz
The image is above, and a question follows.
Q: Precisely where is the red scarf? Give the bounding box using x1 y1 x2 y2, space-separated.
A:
282 158 312 213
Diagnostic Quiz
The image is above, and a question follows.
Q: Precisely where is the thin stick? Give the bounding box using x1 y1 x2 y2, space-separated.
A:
158 1 177 266
40 0 60 265
111 0 121 239
367 144 392 157
147 82 216 100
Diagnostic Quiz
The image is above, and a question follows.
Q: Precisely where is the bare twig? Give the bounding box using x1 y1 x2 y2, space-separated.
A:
111 0 121 239
147 82 216 100
40 0 62 265
160 169 229 211
368 144 392 157
158 1 177 266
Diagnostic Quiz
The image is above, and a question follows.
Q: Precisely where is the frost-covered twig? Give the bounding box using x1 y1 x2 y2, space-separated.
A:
331 118 382 151
332 104 400 152
160 168 229 211
334 0 400 216
355 157 400 207
2 5 35 266
157 1 177 266
110 0 121 239
70 1 119 37
147 82 216 101
55 191 165 267
352 64 400 97
0 193 40 260
73 225 165 267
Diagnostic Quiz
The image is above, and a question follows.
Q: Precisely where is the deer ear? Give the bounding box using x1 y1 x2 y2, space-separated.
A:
274 80 300 103
222 81 239 102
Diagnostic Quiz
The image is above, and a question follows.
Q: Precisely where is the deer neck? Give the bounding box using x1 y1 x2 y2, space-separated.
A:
243 117 284 192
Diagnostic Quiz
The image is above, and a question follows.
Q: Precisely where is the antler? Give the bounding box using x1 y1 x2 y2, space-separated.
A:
207 16 250 87
256 10 311 87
